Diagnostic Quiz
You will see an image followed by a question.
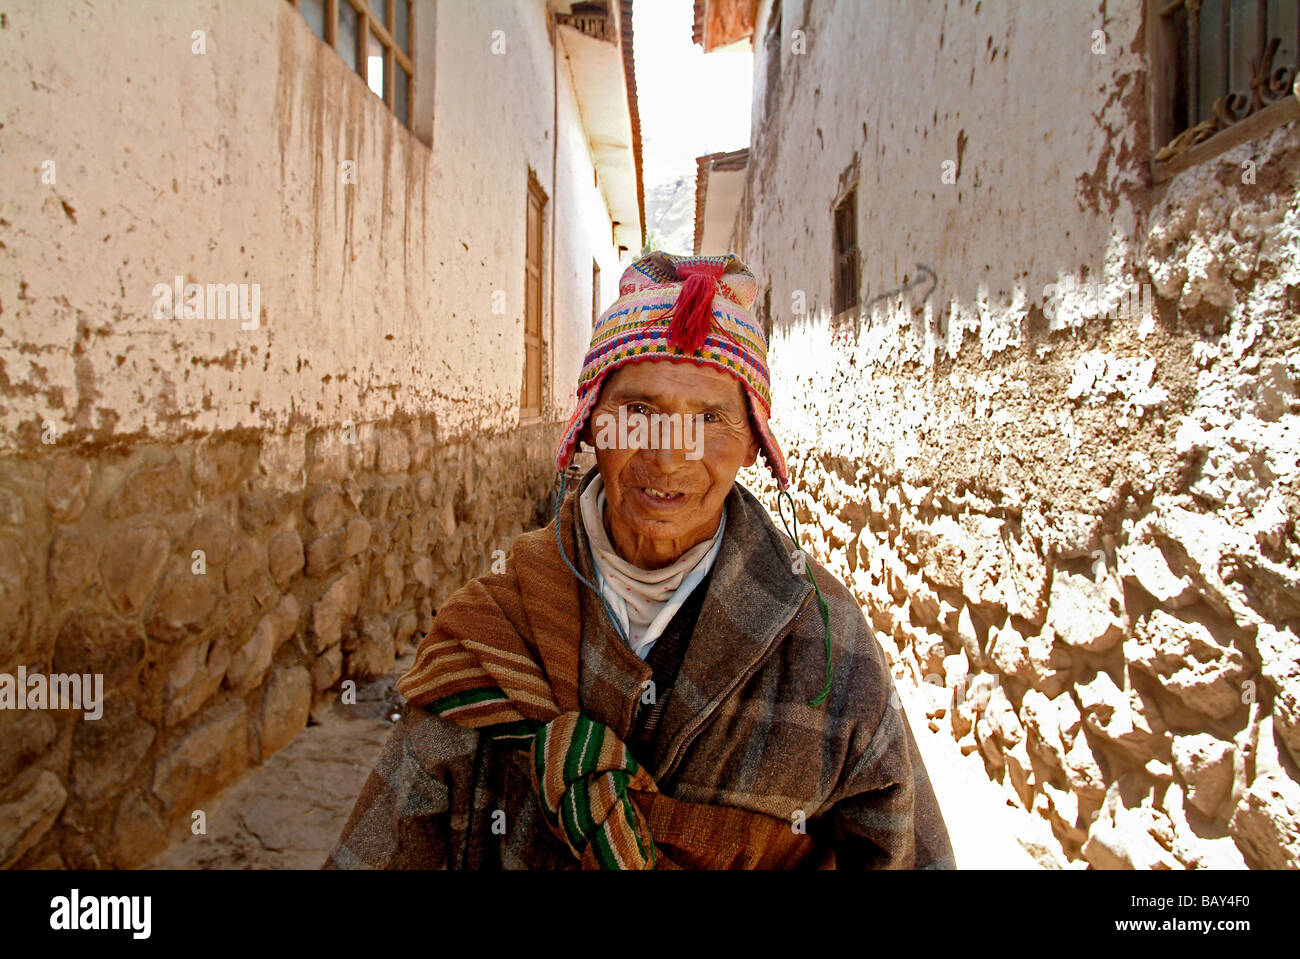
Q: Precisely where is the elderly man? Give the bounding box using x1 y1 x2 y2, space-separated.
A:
324 252 954 869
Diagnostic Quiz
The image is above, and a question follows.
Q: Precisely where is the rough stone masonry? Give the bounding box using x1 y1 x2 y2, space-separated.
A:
0 0 627 869
0 420 561 867
735 123 1300 869
723 0 1300 871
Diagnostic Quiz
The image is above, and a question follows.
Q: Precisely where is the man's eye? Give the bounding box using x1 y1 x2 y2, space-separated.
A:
702 412 719 423
627 403 648 415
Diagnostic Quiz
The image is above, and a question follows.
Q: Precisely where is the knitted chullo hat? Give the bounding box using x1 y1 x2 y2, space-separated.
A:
555 250 789 490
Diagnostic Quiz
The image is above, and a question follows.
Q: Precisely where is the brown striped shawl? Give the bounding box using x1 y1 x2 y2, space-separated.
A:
327 471 956 870
394 484 820 869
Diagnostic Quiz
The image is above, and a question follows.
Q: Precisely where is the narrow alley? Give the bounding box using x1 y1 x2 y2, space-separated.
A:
0 0 1297 881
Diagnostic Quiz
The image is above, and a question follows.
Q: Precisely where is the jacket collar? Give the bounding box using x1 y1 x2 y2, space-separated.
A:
566 466 812 782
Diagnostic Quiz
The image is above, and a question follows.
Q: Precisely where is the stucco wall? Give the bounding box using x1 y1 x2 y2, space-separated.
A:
0 0 615 446
0 0 627 867
553 38 626 414
736 0 1300 868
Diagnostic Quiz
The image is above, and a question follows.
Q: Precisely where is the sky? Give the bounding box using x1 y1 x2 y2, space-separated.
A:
631 0 753 196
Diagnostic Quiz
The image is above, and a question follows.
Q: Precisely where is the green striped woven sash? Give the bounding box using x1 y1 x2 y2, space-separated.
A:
532 711 658 870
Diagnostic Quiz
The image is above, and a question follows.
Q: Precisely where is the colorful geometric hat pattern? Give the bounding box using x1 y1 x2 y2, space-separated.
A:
555 250 789 490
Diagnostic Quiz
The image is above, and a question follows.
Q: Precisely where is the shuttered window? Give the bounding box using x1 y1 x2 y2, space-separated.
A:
521 175 547 419
833 189 859 315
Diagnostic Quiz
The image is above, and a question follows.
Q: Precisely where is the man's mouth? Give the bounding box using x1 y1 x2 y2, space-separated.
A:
643 487 682 500
635 486 687 505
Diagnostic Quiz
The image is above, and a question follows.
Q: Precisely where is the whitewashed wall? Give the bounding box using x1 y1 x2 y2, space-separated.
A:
0 0 620 447
737 0 1300 870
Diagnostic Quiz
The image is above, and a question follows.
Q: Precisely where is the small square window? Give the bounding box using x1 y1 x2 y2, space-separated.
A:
300 0 327 41
366 29 385 98
338 1 360 73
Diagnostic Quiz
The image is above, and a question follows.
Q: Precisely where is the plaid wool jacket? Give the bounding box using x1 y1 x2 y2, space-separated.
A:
324 471 955 869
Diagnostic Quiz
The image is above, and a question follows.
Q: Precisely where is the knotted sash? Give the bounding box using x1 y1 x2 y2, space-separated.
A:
534 712 659 869
395 491 822 870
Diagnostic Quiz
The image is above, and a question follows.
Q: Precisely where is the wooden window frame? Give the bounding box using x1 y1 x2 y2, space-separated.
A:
1148 0 1300 182
762 0 783 124
286 0 417 129
521 171 548 422
832 187 859 318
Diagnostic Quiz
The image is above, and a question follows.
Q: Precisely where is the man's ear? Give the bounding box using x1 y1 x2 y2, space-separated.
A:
742 398 760 467
742 412 759 467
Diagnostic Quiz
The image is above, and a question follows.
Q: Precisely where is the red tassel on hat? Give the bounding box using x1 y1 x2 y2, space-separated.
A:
665 269 720 355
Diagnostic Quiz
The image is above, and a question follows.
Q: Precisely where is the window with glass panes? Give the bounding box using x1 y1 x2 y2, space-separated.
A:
286 0 415 128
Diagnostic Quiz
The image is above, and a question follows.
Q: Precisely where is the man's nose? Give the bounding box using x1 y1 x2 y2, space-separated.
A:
642 420 690 473
645 444 688 473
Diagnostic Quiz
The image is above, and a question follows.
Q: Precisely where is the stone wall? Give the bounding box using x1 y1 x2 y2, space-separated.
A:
0 419 562 867
0 0 627 868
735 0 1300 869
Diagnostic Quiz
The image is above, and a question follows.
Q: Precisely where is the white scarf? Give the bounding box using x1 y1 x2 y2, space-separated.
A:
579 474 725 659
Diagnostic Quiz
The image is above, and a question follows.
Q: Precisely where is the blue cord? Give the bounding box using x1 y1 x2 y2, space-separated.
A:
552 470 633 648
777 488 834 708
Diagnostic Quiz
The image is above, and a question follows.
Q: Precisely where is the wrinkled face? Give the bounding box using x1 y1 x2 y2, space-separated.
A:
582 359 758 569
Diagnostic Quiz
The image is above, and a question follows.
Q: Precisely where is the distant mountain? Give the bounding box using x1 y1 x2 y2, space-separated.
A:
644 174 697 256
